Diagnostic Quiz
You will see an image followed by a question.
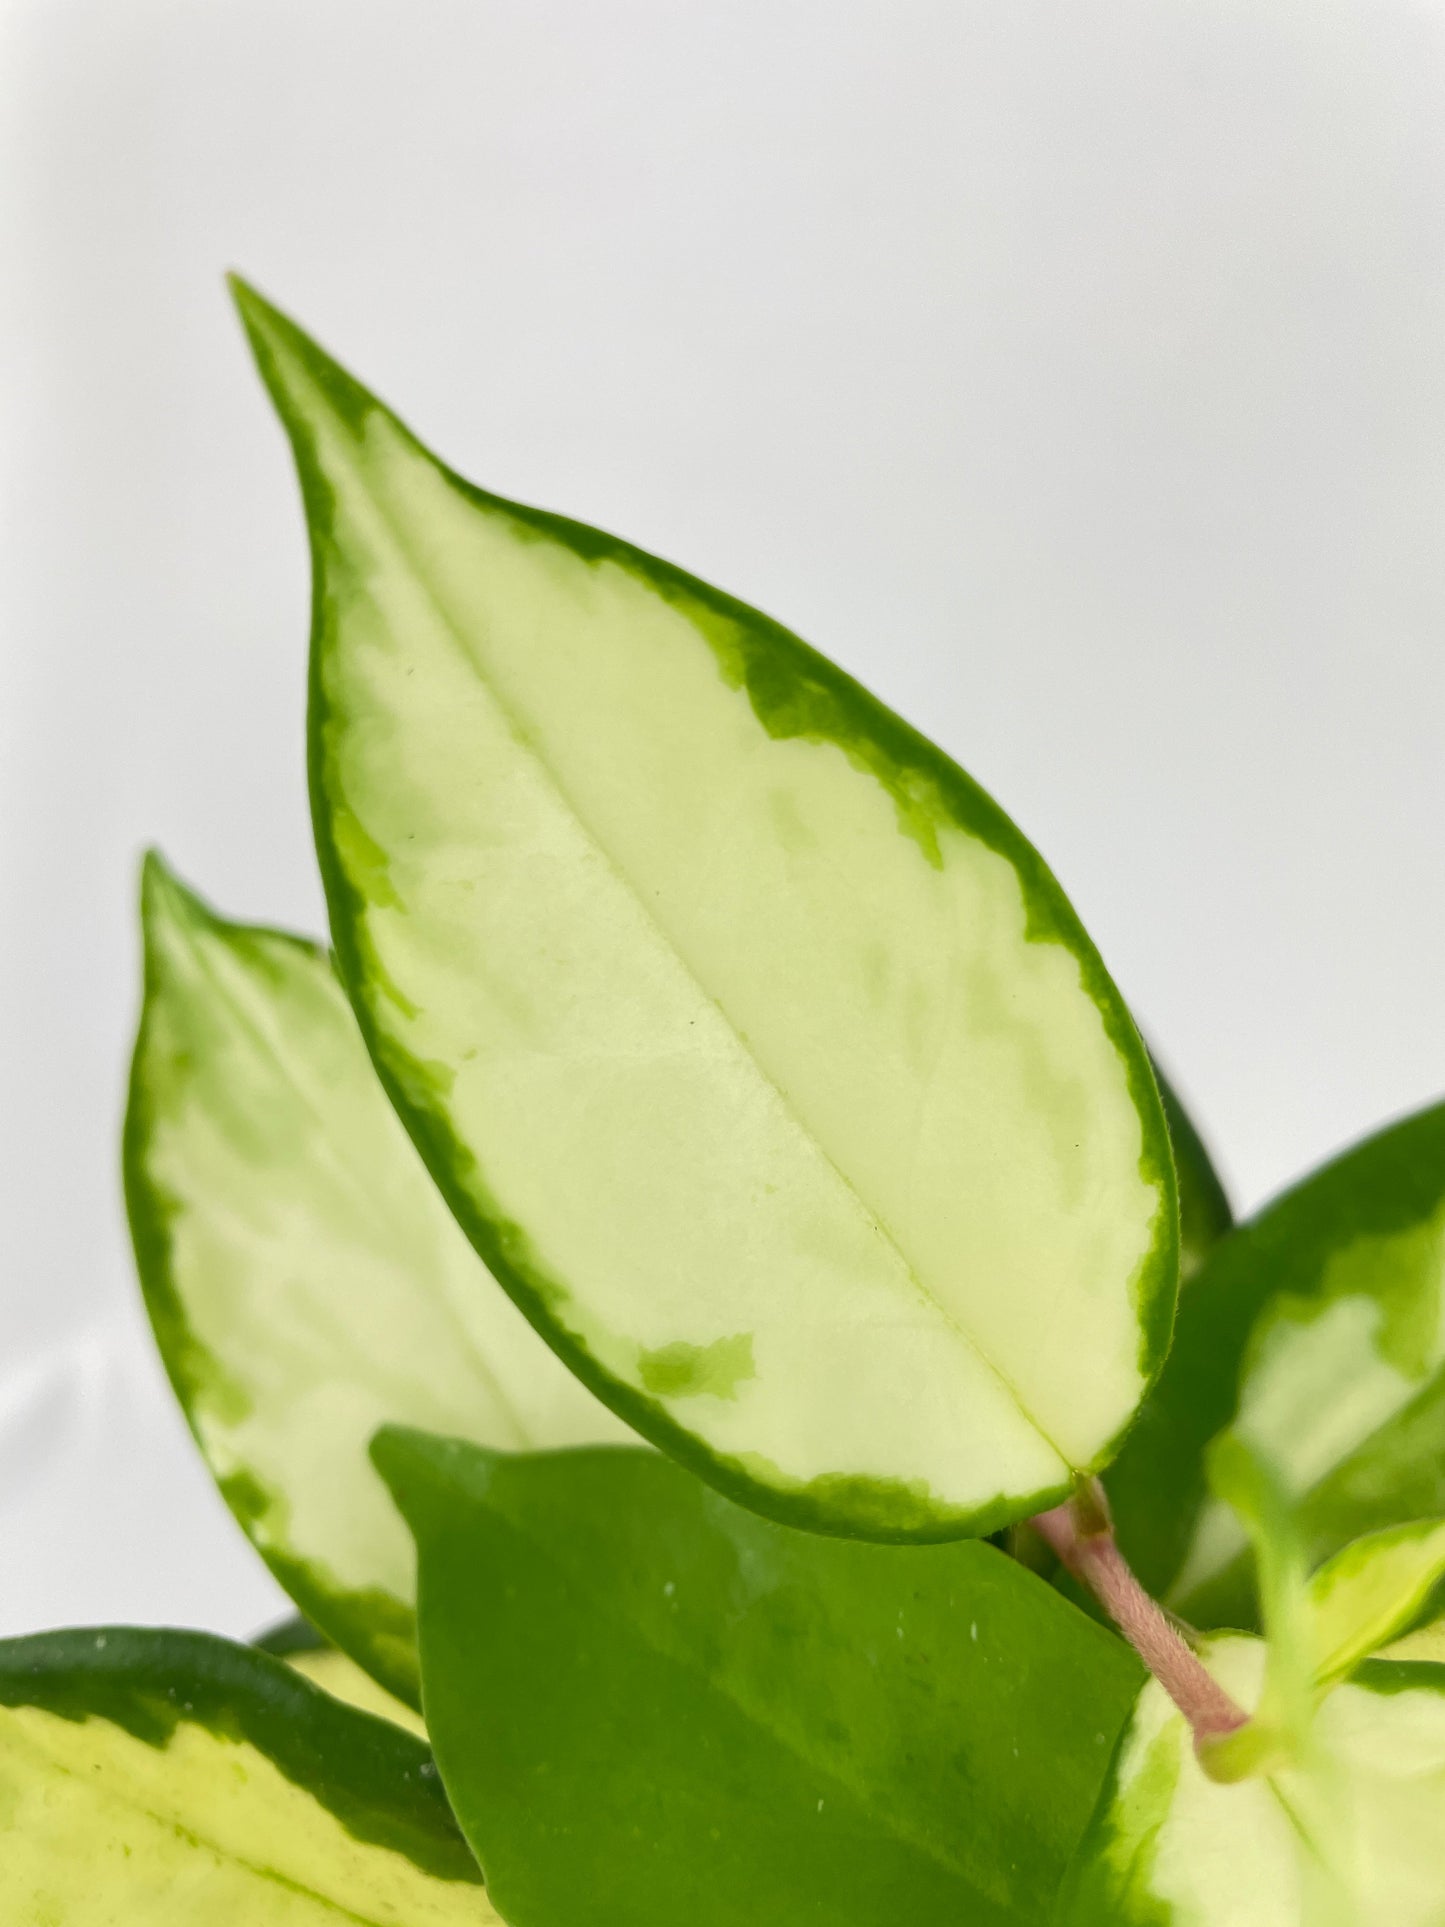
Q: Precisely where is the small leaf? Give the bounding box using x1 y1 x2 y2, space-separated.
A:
1106 1100 1445 1618
1205 1432 1313 1763
1197 1446 1445 1769
1381 1615 1445 1664
0 1625 493 1922
233 277 1178 1540
1151 1058 1233 1280
374 1429 1144 1927
1060 1637 1445 1925
125 855 632 1705
1308 1520 1445 1687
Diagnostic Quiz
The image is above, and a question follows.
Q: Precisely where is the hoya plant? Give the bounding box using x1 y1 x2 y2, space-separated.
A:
6 280 1445 1925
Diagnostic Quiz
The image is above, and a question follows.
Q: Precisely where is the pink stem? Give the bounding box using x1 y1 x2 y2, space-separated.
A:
1032 1483 1248 1746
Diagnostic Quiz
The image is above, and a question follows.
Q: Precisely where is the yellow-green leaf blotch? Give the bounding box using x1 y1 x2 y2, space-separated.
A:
0 1626 494 1924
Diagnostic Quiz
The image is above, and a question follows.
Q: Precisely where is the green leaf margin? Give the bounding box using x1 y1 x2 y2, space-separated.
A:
0 1625 481 1888
233 275 1180 1541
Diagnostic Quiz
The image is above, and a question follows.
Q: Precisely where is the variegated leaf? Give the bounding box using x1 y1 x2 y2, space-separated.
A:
126 856 632 1704
0 1626 491 1923
233 278 1178 1541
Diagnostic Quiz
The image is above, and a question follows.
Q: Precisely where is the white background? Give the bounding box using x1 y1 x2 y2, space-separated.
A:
3 0 1444 1638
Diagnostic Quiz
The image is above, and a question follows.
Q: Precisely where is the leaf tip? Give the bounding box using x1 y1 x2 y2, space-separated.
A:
139 848 213 941
369 1424 444 1516
371 1427 503 1538
226 275 383 456
226 272 288 356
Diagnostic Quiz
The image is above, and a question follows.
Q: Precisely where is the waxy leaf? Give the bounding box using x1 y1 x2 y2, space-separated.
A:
1060 1636 1445 1926
1153 1061 1233 1280
1106 1100 1445 1618
0 1626 492 1922
375 1429 1144 1927
235 278 1177 1540
125 855 631 1705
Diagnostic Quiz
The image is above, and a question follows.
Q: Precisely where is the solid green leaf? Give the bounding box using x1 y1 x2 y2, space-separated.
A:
374 1428 1145 1927
1105 1100 1445 1618
1151 1058 1233 1280
233 276 1178 1541
125 855 632 1705
254 1613 333 1661
0 1625 493 1923
1059 1635 1445 1925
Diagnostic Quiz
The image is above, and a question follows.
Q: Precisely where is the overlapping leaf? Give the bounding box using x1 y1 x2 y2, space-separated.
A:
257 1616 428 1736
1107 1100 1445 1618
375 1430 1144 1927
1060 1635 1445 1926
1071 1410 1445 1923
0 1626 492 1923
1152 1060 1233 1281
1308 1520 1445 1686
125 856 632 1704
234 278 1178 1541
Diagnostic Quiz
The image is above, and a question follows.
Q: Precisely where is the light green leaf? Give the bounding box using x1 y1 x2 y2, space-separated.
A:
1152 1059 1233 1281
1381 1615 1445 1663
233 277 1177 1540
375 1430 1145 1927
257 1616 430 1737
0 1625 493 1923
1308 1520 1445 1688
1193 1443 1445 1773
125 855 632 1705
288 1648 430 1739
1106 1100 1445 1619
1060 1637 1445 1926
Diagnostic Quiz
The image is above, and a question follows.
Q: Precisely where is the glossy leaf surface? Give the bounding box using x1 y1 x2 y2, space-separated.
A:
0 1626 491 1923
236 278 1177 1539
1060 1636 1445 1926
376 1429 1144 1927
126 856 631 1704
1107 1101 1445 1617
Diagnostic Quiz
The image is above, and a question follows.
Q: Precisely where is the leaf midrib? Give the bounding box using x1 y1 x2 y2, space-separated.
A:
321 428 1070 1474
